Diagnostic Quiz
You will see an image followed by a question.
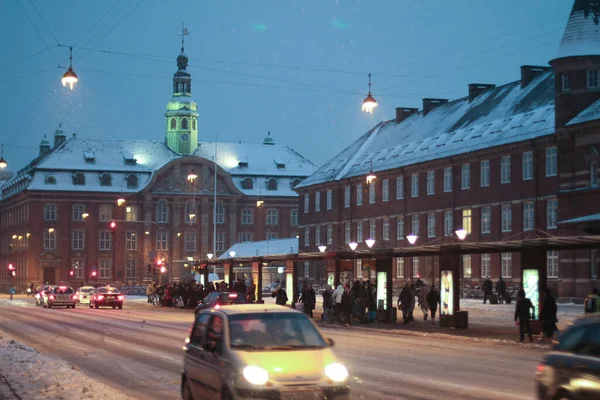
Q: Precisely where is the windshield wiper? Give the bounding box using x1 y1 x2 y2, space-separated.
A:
230 344 267 350
266 345 324 350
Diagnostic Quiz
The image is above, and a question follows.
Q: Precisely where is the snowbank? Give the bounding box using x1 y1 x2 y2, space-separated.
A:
0 331 133 400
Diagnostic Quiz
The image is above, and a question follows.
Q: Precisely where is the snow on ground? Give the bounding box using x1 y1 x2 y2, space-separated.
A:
0 331 133 400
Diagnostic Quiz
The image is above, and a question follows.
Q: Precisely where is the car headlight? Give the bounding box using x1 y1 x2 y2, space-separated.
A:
325 363 348 383
243 366 269 385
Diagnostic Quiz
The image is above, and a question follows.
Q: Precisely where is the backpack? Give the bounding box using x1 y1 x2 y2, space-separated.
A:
585 296 598 313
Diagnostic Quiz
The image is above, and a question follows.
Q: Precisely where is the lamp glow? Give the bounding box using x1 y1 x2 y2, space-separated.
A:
325 363 349 383
229 251 236 258
207 253 214 260
187 169 198 182
82 212 89 219
117 197 126 206
0 157 6 170
48 228 55 233
256 200 264 208
61 68 78 90
11 234 17 239
243 366 269 385
361 73 378 114
187 256 194 261
318 245 327 253
366 173 376 184
365 238 375 248
455 229 468 241
189 213 196 220
160 266 166 273
348 241 358 251
406 234 418 245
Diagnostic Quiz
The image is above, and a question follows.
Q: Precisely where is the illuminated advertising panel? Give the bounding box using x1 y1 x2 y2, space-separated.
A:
440 270 454 316
522 269 539 320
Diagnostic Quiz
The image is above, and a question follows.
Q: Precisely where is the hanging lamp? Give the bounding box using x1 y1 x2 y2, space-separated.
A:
61 47 78 90
361 73 378 114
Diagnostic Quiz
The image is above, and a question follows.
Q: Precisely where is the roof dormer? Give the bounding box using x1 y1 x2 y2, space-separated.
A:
84 151 95 164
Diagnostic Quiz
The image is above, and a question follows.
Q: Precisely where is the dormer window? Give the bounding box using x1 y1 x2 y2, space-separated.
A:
84 151 95 164
73 172 85 186
100 173 112 187
45 175 56 185
126 174 138 189
290 178 302 188
241 178 253 190
274 159 285 169
170 118 176 129
238 161 249 168
182 118 189 129
266 178 277 191
123 152 137 165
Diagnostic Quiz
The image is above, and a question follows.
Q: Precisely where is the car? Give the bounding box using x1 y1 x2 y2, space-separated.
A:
535 316 600 400
194 291 247 316
262 283 280 293
35 285 57 307
90 287 124 309
182 304 350 400
75 286 96 305
45 286 78 309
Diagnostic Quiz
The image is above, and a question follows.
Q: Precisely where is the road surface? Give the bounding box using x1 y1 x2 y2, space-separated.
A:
0 301 542 400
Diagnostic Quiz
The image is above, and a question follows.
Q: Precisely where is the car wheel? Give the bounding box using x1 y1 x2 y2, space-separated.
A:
181 379 193 400
118 305 123 310
112 306 116 309
89 303 93 308
72 304 76 309
47 304 51 309
221 386 233 400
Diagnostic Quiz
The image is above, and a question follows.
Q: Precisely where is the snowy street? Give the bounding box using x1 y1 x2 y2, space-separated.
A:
0 297 549 400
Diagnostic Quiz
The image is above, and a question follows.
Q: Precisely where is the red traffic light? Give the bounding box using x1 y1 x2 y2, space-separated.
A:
69 270 74 277
156 259 163 266
8 263 14 271
10 271 15 277
91 271 97 277
160 266 166 274
109 221 117 229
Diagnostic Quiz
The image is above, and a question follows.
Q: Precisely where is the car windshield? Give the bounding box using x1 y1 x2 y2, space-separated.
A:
53 287 74 294
97 287 120 294
229 312 327 350
79 288 94 293
218 293 246 305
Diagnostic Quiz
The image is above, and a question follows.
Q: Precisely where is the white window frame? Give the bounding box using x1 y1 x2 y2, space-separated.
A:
396 176 404 199
126 205 137 222
591 161 598 187
315 192 321 212
562 73 570 91
461 164 470 190
383 217 390 241
412 257 420 278
215 203 225 224
315 226 321 246
344 223 351 243
268 232 280 241
72 204 85 221
501 204 512 232
547 250 559 279
291 209 299 226
545 147 557 177
382 179 389 202
368 182 376 204
481 254 491 279
184 201 196 224
369 219 376 240
99 258 111 279
444 211 453 236
44 204 57 221
126 231 137 251
241 208 254 225
522 151 533 181
396 258 405 279
501 253 512 278
357 221 363 242
462 209 472 234
587 70 599 89
411 174 419 198
72 230 85 250
266 209 279 225
126 259 136 280
99 231 112 251
326 190 332 210
304 194 309 213
523 202 534 231
156 231 168 251
547 198 558 229
463 255 472 278
411 214 419 236
326 224 332 244
304 227 310 247
396 218 404 241
501 156 511 184
427 213 435 238
427 171 435 195
344 186 351 208
443 167 452 192
215 233 224 252
481 206 491 234
157 200 168 224
99 204 113 222
44 229 56 250
356 184 363 206
480 160 490 187
239 232 252 243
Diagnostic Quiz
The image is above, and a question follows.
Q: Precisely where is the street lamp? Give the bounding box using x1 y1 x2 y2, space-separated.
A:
82 212 89 219
361 73 378 114
48 228 55 233
365 238 375 249
348 242 358 251
406 234 418 245
455 229 468 241
207 253 214 260
187 169 198 182
117 196 126 207
61 47 78 90
318 245 327 253
229 251 236 258
0 144 7 170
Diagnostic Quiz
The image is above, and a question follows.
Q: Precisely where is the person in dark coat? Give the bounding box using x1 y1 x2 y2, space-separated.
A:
340 286 353 325
482 277 493 304
426 285 440 325
299 282 316 318
398 283 413 324
272 285 288 306
322 285 333 322
496 276 507 304
514 289 535 342
541 288 558 339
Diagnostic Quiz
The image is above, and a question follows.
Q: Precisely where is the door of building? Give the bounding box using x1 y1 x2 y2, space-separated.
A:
43 267 55 284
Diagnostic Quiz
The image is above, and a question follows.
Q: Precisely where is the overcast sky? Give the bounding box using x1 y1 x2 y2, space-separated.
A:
0 0 572 172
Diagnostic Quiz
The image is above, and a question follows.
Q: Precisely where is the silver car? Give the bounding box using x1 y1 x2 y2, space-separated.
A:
45 286 77 309
182 304 350 400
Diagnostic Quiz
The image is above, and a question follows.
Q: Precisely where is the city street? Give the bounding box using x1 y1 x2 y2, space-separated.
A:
0 299 543 400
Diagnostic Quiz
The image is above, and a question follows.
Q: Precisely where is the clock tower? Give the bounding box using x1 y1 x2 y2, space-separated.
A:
165 37 198 155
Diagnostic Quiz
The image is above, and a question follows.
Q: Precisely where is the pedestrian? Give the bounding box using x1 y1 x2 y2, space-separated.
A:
541 288 558 339
420 280 430 320
246 280 256 303
496 276 507 304
398 283 412 324
299 282 316 318
482 276 493 304
272 284 288 306
584 288 600 314
332 284 344 322
341 285 353 326
514 289 535 342
322 284 334 322
409 284 417 321
426 285 440 325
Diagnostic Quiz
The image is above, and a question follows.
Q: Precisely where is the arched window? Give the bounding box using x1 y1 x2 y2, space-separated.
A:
170 118 176 130
157 200 168 224
181 118 189 129
267 178 278 191
126 174 138 189
72 172 85 186
185 200 197 224
241 178 253 190
192 118 196 130
45 175 56 185
290 178 302 188
99 173 112 187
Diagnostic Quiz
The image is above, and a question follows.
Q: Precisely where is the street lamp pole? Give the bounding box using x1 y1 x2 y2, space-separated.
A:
213 133 218 270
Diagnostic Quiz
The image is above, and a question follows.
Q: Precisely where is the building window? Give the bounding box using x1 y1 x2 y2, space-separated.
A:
326 190 332 210
383 217 390 241
522 151 533 180
411 174 419 197
369 219 376 240
481 254 491 278
523 202 534 231
427 171 435 195
356 184 363 206
444 211 453 236
73 259 84 279
461 164 470 190
126 205 137 222
344 223 351 243
562 73 570 91
126 259 136 280
315 192 321 212
382 179 389 202
396 176 404 199
412 257 420 278
463 255 472 278
215 233 224 252
546 147 557 177
326 224 332 244
588 70 599 88
411 214 419 236
239 232 253 243
369 182 376 204
427 213 435 238
315 226 321 246
72 230 85 250
269 231 280 240
547 198 558 229
344 186 351 208
291 209 299 226
241 208 253 225
501 204 512 232
462 209 472 234
99 258 111 279
184 231 196 251
72 204 85 221
215 203 225 224
396 218 404 241
357 221 363 242
480 160 490 187
501 156 511 184
501 253 512 278
157 200 168 224
356 259 362 279
396 258 405 279
184 201 196 224
99 204 112 222
443 167 452 192
192 119 196 130
304 227 310 247
44 229 56 250
267 209 279 225
170 118 176 129
181 118 189 129
127 174 138 189
592 249 598 279
156 231 168 251
44 204 57 221
99 231 112 251
45 175 56 185
591 161 598 187
126 231 137 250
100 173 112 187
241 177 253 190
547 250 559 279
481 206 491 234
304 194 309 213
267 178 278 191
73 172 85 186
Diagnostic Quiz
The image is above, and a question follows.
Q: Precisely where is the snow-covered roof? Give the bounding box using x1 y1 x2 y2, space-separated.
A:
298 72 555 188
559 213 600 224
567 98 600 125
554 0 600 60
219 238 298 259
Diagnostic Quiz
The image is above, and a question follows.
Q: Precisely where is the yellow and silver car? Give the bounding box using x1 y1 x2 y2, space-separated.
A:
75 286 96 305
45 286 78 309
182 304 350 400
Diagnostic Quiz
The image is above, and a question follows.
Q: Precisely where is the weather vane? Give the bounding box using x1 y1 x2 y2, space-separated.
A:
179 22 190 51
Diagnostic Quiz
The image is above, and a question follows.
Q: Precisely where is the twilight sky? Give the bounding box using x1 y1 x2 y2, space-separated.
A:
0 0 572 172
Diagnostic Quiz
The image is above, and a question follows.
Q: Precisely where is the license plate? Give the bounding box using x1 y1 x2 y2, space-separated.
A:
281 390 322 400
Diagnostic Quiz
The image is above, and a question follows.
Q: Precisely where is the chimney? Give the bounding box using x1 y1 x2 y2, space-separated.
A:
395 107 419 123
520 65 551 88
468 83 496 102
422 98 448 116
72 133 77 139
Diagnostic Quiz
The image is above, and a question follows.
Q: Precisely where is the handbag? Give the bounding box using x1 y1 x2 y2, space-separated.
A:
295 302 304 312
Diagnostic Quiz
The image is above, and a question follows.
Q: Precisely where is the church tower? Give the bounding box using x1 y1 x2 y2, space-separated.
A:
165 30 199 155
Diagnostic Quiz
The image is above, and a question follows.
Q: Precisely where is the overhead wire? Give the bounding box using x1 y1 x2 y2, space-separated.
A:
14 0 60 67
27 0 60 45
0 66 59 85
73 0 124 48
0 46 57 70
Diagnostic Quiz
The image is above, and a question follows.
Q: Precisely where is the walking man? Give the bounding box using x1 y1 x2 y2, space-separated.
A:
514 289 535 342
482 277 493 304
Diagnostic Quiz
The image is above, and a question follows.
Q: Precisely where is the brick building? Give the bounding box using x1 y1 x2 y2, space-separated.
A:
296 0 600 298
0 45 316 291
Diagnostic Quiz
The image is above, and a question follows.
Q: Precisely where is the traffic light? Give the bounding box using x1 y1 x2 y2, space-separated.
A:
7 263 15 277
69 270 74 277
109 221 117 230
160 266 166 274
91 271 97 279
156 259 163 266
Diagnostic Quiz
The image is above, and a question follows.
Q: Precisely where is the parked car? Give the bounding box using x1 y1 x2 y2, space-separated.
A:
75 286 96 305
45 286 78 309
536 316 600 400
90 286 124 309
182 304 350 400
194 291 247 316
